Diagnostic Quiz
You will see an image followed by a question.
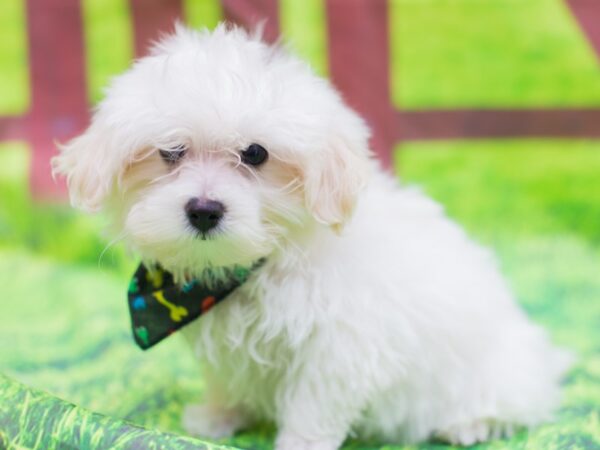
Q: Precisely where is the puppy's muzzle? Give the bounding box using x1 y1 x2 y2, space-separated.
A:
185 198 225 234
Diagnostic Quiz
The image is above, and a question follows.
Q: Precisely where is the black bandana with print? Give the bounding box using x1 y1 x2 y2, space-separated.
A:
127 261 263 350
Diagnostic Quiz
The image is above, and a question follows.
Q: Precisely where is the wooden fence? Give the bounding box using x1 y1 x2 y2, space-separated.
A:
0 0 599 198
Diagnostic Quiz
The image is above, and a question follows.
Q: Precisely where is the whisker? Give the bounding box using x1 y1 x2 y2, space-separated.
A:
98 230 129 267
277 177 302 195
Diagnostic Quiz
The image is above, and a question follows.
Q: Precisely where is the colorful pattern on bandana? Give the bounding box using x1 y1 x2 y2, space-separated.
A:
127 261 263 350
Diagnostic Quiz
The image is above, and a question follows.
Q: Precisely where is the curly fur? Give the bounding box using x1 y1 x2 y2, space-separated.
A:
53 24 571 449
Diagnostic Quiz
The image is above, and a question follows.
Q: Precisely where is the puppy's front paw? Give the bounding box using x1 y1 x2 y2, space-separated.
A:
275 433 340 450
182 403 247 439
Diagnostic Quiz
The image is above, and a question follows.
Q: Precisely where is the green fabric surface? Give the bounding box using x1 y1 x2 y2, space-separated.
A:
0 373 227 450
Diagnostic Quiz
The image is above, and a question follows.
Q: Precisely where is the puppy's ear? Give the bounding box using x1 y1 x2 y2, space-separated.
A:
303 117 372 233
52 125 116 212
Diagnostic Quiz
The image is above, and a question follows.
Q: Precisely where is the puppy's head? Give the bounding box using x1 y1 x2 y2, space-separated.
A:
53 24 372 277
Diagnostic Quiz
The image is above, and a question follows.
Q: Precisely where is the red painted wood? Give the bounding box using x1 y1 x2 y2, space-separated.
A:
565 0 600 60
325 0 396 168
0 117 27 141
1 0 600 202
25 0 88 199
397 109 600 141
130 0 183 57
221 0 280 44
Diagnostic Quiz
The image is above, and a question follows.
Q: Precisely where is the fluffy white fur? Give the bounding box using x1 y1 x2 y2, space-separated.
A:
53 24 571 448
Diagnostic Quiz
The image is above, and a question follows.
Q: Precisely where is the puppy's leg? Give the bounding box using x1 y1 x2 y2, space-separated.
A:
274 374 364 450
275 333 375 450
275 393 354 450
275 433 343 450
183 368 250 439
183 402 249 439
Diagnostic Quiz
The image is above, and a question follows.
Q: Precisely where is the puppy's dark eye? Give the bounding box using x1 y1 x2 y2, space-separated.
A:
159 145 187 165
240 143 268 166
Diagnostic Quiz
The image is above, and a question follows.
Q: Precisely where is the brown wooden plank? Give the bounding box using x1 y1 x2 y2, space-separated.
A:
130 0 183 57
0 117 27 141
3 0 599 205
397 109 600 141
325 0 396 167
25 0 88 199
565 0 600 60
221 0 279 44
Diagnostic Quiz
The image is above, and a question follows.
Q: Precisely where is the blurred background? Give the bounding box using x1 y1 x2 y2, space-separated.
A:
1 1 599 449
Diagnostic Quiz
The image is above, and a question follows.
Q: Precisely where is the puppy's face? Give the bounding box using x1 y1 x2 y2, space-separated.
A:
54 25 371 278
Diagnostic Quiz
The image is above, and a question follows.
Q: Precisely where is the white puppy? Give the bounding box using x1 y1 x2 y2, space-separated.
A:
54 24 570 448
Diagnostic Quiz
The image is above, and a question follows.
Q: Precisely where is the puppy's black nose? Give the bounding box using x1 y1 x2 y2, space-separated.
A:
185 198 225 234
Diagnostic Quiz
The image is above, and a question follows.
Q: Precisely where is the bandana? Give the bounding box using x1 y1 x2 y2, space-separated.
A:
127 260 263 350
